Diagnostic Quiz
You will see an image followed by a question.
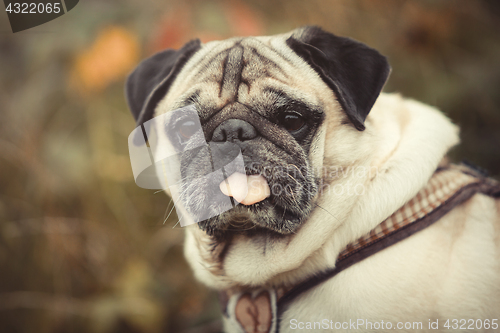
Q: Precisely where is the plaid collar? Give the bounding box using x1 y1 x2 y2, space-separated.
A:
220 164 500 333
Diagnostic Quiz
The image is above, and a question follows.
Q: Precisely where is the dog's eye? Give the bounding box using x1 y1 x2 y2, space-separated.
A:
178 120 198 140
279 113 306 132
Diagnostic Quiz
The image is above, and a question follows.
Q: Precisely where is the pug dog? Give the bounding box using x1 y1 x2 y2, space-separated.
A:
126 26 500 333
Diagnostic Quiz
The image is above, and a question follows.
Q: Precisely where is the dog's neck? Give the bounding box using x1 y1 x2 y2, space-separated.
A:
184 93 460 290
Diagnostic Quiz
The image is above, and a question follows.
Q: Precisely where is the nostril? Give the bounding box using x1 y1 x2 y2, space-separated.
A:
212 127 227 142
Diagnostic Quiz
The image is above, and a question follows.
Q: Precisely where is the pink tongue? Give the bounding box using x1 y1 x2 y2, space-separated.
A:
219 173 270 205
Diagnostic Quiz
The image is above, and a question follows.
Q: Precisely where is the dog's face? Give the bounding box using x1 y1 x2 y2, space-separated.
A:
126 26 390 239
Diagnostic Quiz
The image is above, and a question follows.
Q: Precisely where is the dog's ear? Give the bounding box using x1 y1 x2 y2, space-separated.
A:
287 26 390 131
125 39 201 125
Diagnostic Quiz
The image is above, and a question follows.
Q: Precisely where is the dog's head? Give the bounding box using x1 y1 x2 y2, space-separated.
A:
126 26 390 239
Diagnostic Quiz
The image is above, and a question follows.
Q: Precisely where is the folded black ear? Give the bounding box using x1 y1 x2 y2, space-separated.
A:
125 39 201 126
286 26 391 131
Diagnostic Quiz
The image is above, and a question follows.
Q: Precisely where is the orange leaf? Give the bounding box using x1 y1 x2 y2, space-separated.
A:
71 26 140 94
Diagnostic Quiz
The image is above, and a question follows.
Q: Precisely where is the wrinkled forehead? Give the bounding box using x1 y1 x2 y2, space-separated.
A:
155 35 337 118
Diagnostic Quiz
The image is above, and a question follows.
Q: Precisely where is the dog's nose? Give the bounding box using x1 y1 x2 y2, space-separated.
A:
211 119 257 142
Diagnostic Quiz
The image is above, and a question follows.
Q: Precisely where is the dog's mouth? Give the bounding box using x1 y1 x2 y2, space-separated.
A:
191 170 314 238
197 197 304 238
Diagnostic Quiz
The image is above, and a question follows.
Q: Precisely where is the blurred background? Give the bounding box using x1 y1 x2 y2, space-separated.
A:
0 0 499 332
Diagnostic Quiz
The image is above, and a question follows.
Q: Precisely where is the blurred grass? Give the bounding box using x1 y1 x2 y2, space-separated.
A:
0 0 499 332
